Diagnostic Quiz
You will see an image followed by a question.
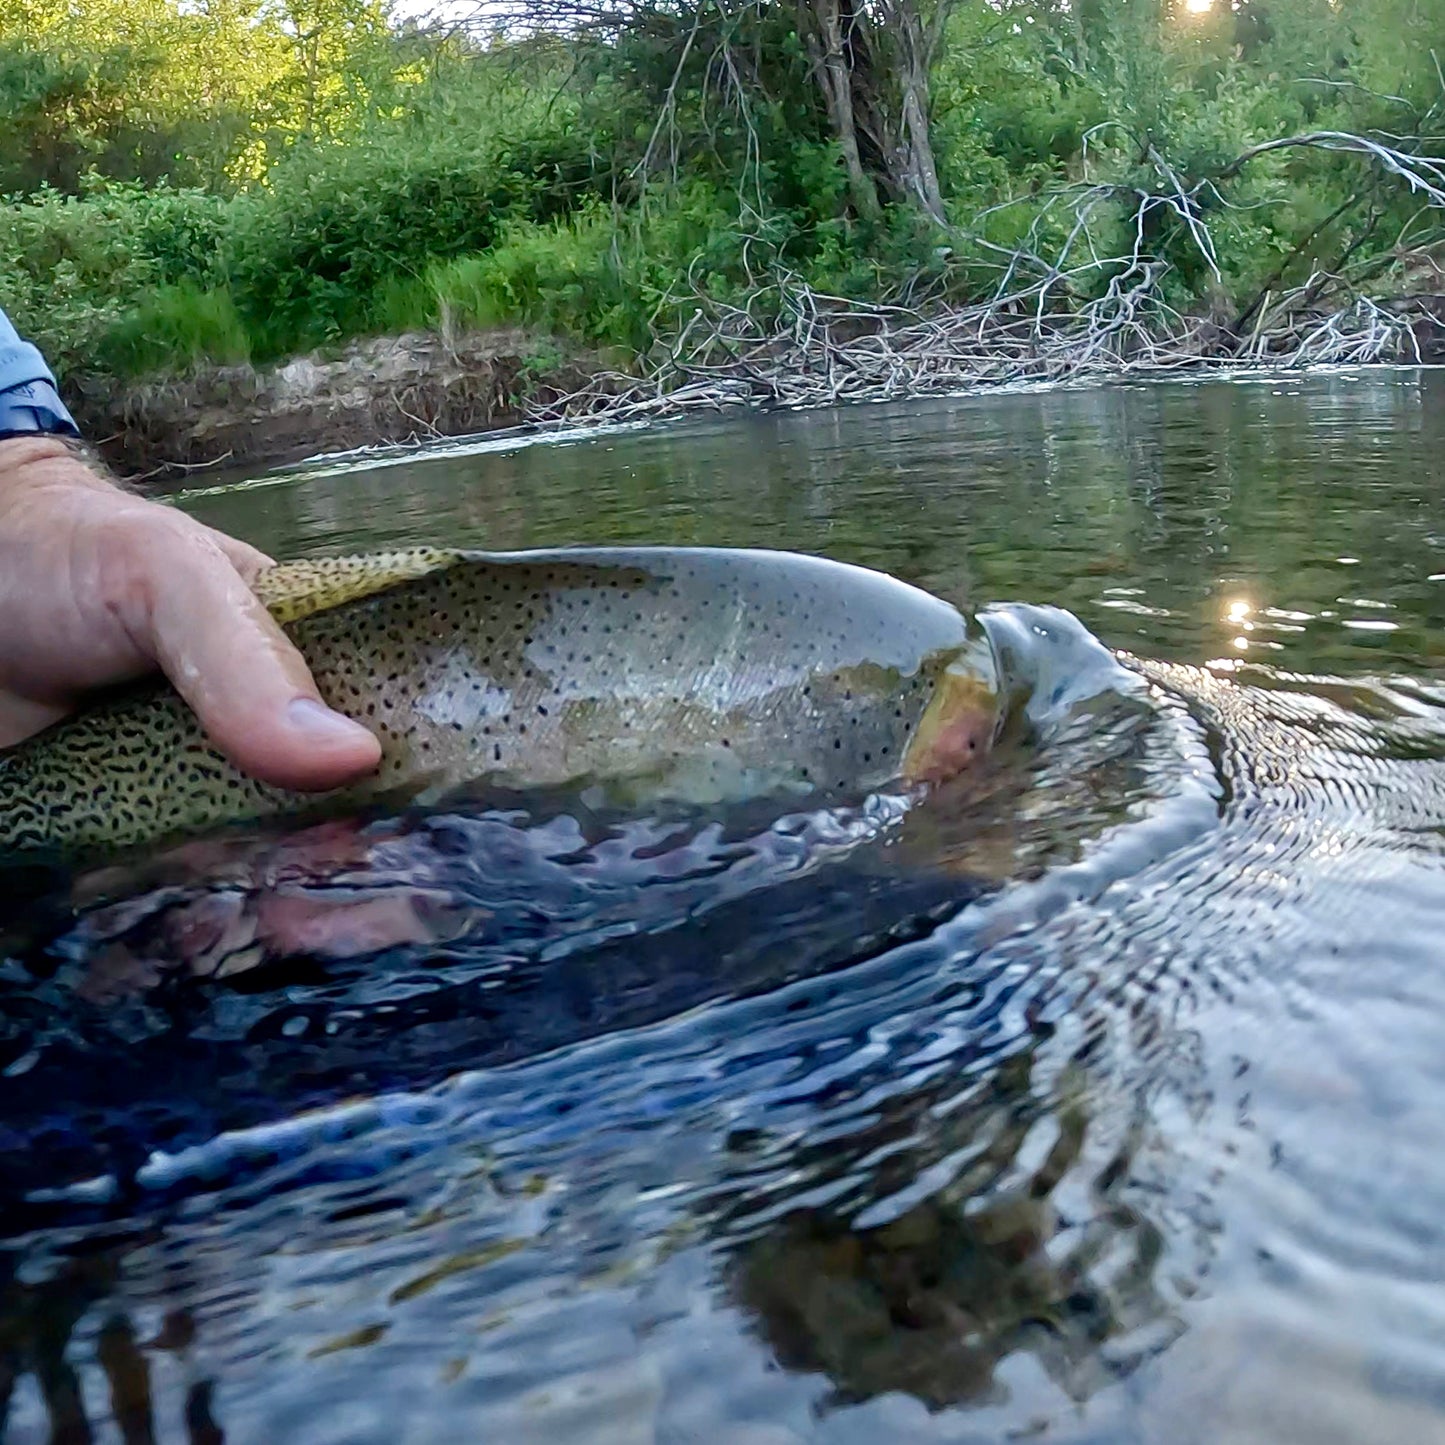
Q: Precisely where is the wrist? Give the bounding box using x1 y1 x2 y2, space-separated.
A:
0 436 118 508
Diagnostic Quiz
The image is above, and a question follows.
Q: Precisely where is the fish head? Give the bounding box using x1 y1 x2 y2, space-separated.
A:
901 649 1004 786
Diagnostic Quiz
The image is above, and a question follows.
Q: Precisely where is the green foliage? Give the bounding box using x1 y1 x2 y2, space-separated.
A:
97 282 251 378
3 0 1444 384
365 274 439 337
0 0 396 193
932 5 1101 179
0 182 231 376
223 107 601 358
428 189 750 353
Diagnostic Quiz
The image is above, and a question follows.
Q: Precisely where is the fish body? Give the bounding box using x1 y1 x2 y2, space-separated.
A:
0 546 1000 859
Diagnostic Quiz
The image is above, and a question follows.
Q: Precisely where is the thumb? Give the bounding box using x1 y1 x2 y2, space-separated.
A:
139 529 381 792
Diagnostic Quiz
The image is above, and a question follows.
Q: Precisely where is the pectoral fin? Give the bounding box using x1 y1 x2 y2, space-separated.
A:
254 547 466 623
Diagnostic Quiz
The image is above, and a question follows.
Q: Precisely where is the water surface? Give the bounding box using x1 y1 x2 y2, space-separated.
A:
2 369 1443 1444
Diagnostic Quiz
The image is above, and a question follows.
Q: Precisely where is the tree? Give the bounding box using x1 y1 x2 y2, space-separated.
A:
798 0 954 221
0 0 395 193
458 0 956 227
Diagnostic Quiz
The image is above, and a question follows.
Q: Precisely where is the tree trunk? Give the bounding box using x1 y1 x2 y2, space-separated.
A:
892 0 949 224
802 0 883 220
801 0 953 226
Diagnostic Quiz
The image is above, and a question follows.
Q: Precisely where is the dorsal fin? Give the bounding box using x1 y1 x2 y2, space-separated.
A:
253 547 467 623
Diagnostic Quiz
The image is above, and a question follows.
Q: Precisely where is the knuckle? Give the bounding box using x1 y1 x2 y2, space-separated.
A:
95 507 217 624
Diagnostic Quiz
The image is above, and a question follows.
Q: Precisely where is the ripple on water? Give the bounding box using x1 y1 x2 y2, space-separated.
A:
0 588 1442 1444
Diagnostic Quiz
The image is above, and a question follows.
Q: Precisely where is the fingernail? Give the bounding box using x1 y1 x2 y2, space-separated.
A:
286 697 374 744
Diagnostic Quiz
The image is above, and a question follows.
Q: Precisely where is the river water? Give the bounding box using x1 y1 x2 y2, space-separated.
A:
1 369 1443 1443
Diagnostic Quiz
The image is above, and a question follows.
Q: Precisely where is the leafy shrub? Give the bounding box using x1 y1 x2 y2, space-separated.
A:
97 281 250 378
223 112 601 360
429 186 791 352
430 212 647 350
0 182 230 377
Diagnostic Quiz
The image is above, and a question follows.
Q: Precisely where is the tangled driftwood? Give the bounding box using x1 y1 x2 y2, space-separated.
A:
527 128 1445 428
523 270 1435 428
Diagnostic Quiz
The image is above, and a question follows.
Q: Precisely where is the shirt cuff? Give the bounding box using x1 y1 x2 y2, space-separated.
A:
0 378 80 438
0 338 59 394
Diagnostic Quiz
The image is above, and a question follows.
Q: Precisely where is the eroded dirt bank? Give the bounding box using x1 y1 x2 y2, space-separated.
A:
69 328 617 483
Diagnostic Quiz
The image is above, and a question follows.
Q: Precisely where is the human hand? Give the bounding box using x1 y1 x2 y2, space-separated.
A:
0 437 381 790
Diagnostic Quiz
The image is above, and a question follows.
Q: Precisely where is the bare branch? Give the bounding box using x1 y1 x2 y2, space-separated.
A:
522 124 1445 430
1217 130 1445 206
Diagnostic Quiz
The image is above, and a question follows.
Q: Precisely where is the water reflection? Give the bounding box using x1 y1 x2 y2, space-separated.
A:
0 1248 221 1445
720 1050 1180 1415
179 369 1445 678
0 985 1201 1444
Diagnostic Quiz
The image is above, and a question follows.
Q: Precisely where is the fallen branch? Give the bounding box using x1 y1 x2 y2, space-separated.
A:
524 270 1439 428
527 125 1445 429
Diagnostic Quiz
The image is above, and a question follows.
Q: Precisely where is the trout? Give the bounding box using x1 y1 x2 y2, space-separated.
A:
0 546 1001 859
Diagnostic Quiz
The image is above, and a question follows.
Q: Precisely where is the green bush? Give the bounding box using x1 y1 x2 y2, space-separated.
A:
97 280 250 378
431 212 649 350
223 112 602 360
0 181 230 377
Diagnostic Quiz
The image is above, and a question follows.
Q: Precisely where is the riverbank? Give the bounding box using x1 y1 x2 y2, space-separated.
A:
68 328 622 482
74 283 1445 484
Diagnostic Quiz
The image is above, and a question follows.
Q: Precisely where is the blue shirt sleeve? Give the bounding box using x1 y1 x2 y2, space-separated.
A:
0 307 80 437
0 307 57 391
